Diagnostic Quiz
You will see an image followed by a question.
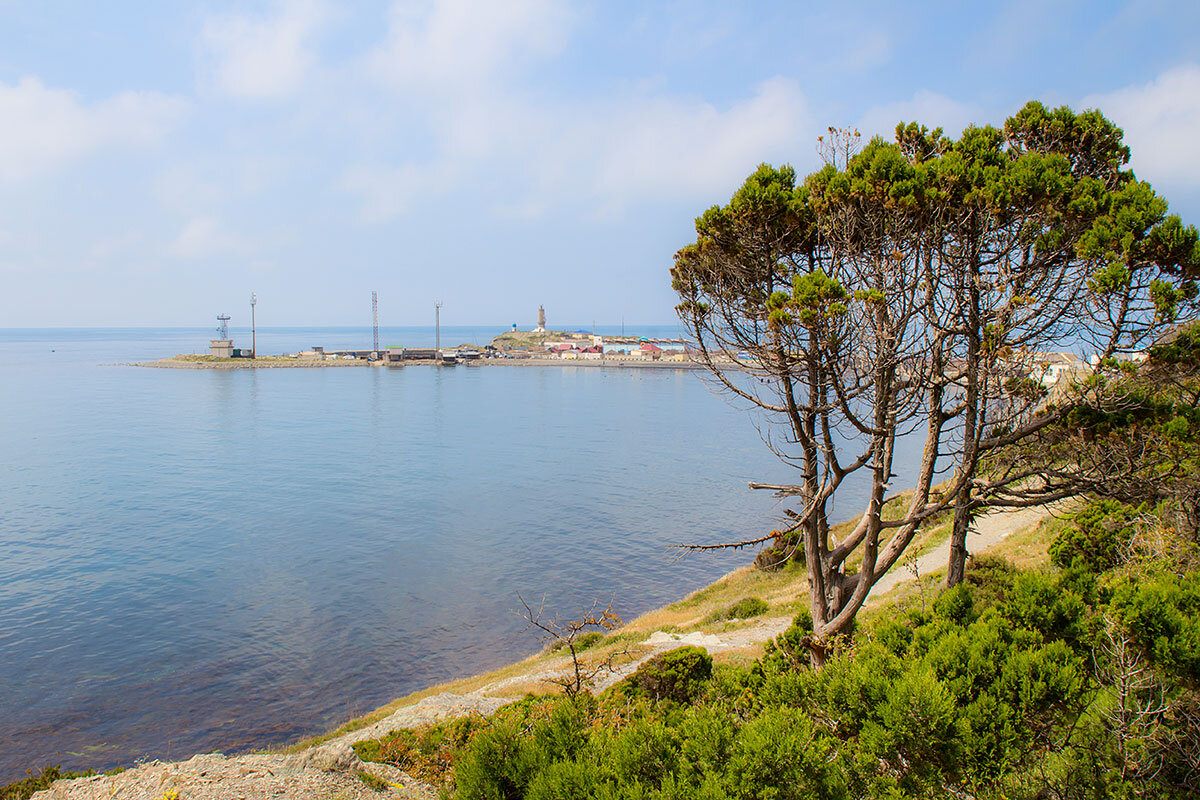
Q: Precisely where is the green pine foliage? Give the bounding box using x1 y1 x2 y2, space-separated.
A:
619 646 714 705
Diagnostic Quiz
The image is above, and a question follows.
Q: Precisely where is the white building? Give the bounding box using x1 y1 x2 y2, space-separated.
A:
1034 352 1087 388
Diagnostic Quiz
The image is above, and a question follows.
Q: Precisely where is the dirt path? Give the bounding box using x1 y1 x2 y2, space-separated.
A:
868 504 1057 597
32 503 1055 800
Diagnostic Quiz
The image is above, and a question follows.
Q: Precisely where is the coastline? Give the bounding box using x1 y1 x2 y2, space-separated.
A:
286 502 1060 748
24 503 1059 799
133 357 373 369
133 355 702 370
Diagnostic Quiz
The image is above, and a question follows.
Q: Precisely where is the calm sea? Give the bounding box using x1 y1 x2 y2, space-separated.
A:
0 325 897 781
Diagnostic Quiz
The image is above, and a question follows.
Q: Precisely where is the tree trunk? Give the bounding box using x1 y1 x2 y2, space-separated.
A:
948 235 982 587
947 489 971 587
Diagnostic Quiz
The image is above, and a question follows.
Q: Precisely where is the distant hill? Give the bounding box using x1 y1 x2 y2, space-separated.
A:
489 329 592 350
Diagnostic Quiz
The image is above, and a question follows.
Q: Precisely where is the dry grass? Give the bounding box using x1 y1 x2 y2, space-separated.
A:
987 515 1060 570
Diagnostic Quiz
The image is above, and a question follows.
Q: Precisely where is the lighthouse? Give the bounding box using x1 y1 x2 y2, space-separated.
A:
535 305 546 332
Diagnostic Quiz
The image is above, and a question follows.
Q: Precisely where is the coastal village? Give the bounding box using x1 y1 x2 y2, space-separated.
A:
188 304 699 367
180 303 1138 395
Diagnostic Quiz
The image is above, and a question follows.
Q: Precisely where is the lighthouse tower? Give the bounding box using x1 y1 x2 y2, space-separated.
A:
535 305 546 332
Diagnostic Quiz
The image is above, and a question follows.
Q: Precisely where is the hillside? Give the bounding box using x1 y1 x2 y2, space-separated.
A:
488 329 592 350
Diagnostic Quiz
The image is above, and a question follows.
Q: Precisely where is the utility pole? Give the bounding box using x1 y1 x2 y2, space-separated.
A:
435 300 443 358
250 292 257 358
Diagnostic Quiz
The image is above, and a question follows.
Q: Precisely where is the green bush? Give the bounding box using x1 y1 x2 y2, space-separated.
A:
523 759 602 800
675 706 738 784
725 707 841 799
357 770 388 792
964 553 1017 609
933 583 975 624
1050 500 1139 574
548 631 605 653
2 767 93 800
454 717 538 800
707 597 770 623
622 647 714 704
1109 569 1200 682
1002 571 1085 644
607 715 681 789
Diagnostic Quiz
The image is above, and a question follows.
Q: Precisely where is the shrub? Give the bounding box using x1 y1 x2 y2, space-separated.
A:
964 553 1017 610
933 583 975 625
874 666 962 785
1050 500 1139 574
357 770 388 792
725 707 840 799
523 759 602 800
1002 571 1085 644
622 647 714 704
1109 569 1200 682
2 767 94 800
454 717 538 800
706 597 769 623
354 715 483 786
529 696 592 769
607 715 681 789
676 706 738 784
548 631 604 653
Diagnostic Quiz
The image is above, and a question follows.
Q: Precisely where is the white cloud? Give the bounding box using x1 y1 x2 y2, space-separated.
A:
585 77 811 210
366 0 572 91
88 231 145 261
1084 63 1200 191
168 217 244 259
200 0 329 98
840 28 892 73
856 90 982 142
346 3 812 223
344 72 812 222
340 161 458 223
0 77 185 181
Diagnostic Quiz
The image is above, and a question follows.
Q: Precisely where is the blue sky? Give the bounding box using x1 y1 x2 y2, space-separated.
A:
2 0 1199 328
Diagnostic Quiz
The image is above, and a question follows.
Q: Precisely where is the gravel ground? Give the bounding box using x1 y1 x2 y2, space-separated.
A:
31 746 433 800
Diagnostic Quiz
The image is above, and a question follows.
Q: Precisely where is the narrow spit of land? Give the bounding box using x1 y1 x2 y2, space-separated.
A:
134 355 373 369
30 503 1060 800
135 355 702 370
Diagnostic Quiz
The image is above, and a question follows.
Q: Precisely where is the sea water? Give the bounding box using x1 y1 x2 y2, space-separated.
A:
0 326 903 780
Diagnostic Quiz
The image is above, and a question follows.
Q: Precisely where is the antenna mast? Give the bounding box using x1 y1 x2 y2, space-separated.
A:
435 300 443 356
371 291 379 352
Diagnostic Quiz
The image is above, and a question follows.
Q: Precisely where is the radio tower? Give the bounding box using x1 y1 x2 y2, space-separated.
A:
435 300 443 355
371 291 379 352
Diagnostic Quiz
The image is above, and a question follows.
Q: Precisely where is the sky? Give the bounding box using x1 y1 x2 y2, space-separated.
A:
2 0 1200 328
